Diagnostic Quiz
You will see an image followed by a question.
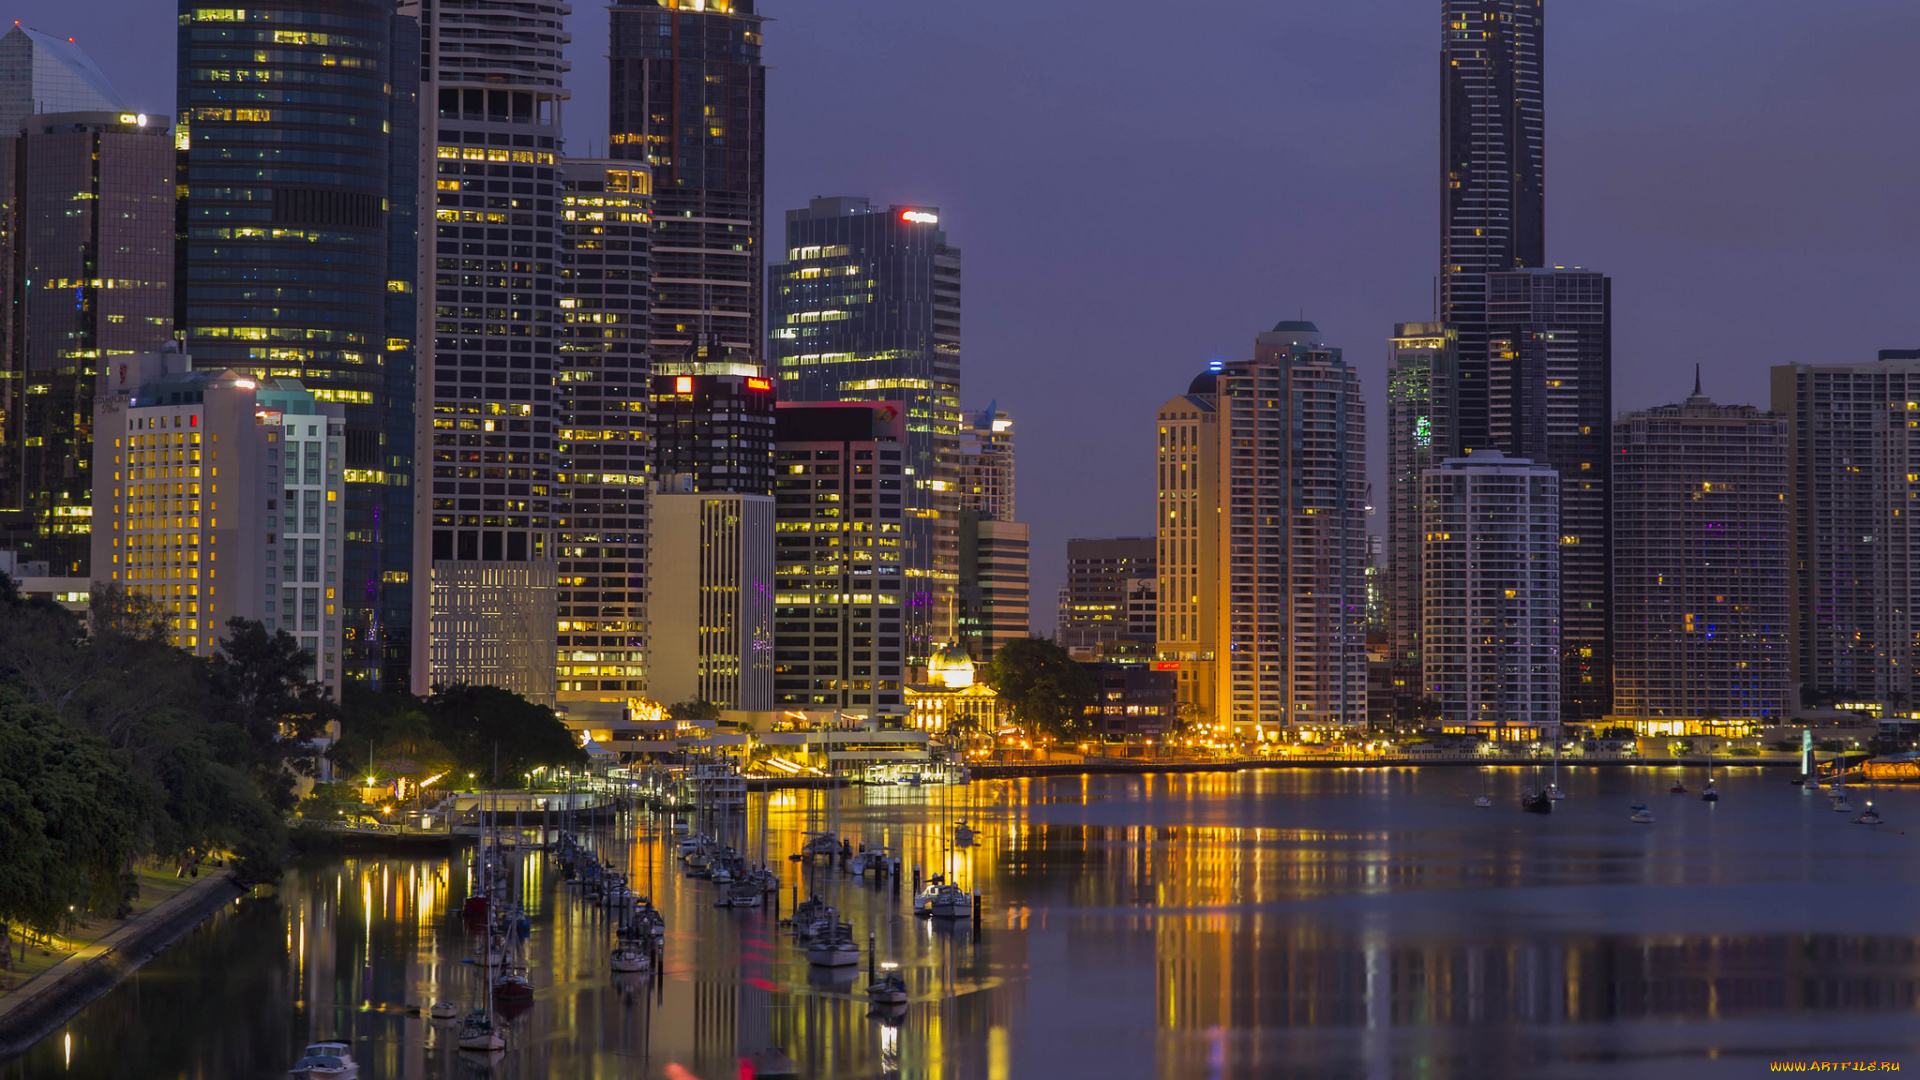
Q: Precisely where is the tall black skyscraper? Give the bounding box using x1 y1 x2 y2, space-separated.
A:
609 0 765 360
1440 0 1544 454
1487 268 1611 720
176 0 418 689
769 197 963 656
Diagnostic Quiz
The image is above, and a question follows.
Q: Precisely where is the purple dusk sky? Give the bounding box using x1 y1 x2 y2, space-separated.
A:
66 0 1920 632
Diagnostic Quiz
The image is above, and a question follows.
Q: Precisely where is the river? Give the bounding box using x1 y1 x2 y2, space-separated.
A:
6 767 1920 1079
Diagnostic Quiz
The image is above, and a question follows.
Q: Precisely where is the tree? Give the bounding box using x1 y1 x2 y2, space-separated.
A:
211 618 337 811
982 638 1100 742
0 694 147 960
335 685 453 784
426 684 587 784
667 700 722 722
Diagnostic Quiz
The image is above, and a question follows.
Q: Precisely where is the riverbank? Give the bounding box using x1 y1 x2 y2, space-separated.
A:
966 754 1802 780
0 871 244 1059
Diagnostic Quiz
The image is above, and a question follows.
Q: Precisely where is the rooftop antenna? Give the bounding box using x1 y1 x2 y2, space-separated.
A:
1693 363 1702 397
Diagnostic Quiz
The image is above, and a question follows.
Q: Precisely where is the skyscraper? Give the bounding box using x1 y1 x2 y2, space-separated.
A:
1422 451 1560 732
0 26 127 133
650 487 773 711
608 0 765 358
1059 537 1157 662
176 0 418 688
1158 323 1370 739
93 349 348 700
554 159 653 716
1385 323 1456 686
405 0 570 702
1486 267 1611 718
1441 0 1545 453
1771 355 1920 708
958 405 1014 523
0 111 173 577
1613 383 1789 725
772 402 910 722
1154 371 1222 719
770 197 962 657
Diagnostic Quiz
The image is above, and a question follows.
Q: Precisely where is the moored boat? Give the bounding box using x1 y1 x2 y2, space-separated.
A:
289 1042 358 1078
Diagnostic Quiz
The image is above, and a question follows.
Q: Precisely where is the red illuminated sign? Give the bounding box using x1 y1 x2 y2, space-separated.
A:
1152 661 1180 671
674 376 693 394
899 209 939 225
747 377 772 391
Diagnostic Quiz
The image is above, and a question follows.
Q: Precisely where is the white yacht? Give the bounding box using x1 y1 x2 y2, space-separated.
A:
289 1042 358 1078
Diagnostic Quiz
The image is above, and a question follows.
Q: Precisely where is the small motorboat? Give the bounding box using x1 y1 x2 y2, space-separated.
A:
1472 795 1493 808
1629 804 1653 824
610 945 651 973
806 914 861 967
954 821 977 847
455 1011 505 1052
914 882 973 919
1853 803 1884 825
1520 789 1553 815
289 1042 358 1078
1832 792 1854 813
866 966 909 1005
1701 782 1720 804
429 1001 459 1020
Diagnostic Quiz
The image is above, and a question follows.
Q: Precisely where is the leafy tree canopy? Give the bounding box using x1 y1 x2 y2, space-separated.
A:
425 684 587 785
982 638 1100 742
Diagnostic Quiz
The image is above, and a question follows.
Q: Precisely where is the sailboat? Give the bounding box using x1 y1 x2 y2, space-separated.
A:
459 769 507 1053
1629 802 1654 824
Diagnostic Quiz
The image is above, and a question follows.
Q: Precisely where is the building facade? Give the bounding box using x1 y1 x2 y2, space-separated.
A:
1441 0 1545 454
554 159 653 718
405 0 569 698
1422 451 1559 731
651 337 775 495
1385 323 1455 686
772 403 910 722
650 489 773 712
1486 267 1612 719
1081 662 1179 740
0 26 128 133
178 0 418 688
958 405 1014 522
92 349 346 699
1772 356 1920 708
956 515 1028 660
1612 384 1789 723
769 197 962 656
1060 536 1157 661
608 0 765 358
1154 374 1221 718
1159 324 1370 739
0 111 173 578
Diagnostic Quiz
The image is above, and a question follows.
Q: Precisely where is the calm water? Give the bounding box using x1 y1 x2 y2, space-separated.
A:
7 768 1920 1080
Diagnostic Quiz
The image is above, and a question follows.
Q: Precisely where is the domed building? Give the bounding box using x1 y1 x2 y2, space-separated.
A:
907 642 1002 735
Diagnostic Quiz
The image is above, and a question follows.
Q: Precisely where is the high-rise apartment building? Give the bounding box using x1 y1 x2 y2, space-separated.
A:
554 159 653 715
177 0 419 688
1441 0 1545 453
609 0 765 358
0 26 128 132
1613 383 1789 723
1158 324 1370 738
958 405 1014 522
92 349 347 700
1772 355 1920 707
1422 451 1559 731
1485 268 1611 718
1154 371 1221 715
772 403 910 722
0 111 173 577
1385 323 1455 684
770 197 963 656
405 0 569 701
1059 537 1157 662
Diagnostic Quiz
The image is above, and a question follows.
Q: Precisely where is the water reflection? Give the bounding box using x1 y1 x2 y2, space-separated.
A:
6 770 1920 1078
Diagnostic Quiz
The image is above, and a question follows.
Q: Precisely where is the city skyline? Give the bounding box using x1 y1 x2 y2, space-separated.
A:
21 0 1920 637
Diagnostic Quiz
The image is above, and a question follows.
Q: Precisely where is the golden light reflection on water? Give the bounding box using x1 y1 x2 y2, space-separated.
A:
19 771 1920 1079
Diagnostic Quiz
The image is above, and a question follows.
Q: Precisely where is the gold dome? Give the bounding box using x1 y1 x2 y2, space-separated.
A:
928 642 975 689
